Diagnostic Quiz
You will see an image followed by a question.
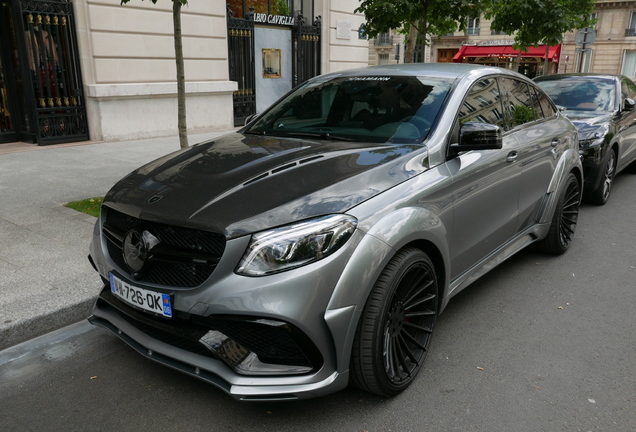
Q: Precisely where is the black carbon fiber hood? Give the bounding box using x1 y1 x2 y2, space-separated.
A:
103 133 427 238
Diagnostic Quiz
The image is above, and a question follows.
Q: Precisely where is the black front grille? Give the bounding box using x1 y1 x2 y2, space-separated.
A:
102 206 226 288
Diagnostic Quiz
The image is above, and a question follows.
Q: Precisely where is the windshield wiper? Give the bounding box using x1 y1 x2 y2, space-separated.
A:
282 132 356 141
323 133 356 141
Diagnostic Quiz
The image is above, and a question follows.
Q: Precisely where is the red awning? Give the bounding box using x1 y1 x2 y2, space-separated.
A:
452 44 561 63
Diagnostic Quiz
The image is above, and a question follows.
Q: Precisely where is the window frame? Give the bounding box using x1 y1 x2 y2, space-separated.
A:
499 77 539 130
621 50 636 78
456 76 506 129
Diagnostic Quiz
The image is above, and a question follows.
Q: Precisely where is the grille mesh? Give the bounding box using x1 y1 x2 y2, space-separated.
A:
102 206 225 288
204 317 309 366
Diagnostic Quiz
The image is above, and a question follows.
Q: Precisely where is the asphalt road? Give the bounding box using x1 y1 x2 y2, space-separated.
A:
1 172 635 432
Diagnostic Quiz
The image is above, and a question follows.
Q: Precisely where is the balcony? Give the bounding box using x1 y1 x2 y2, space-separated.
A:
491 30 507 35
626 28 636 36
374 34 393 46
466 27 480 36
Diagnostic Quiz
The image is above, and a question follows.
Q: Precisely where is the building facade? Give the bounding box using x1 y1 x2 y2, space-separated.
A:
367 30 431 65
430 16 561 78
0 0 368 147
366 2 636 80
561 0 636 78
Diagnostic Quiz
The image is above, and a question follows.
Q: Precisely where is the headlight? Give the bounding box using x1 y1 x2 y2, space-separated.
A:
236 215 358 276
578 124 609 149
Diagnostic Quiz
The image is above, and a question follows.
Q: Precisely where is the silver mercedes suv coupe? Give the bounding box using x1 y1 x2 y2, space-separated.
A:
88 64 583 401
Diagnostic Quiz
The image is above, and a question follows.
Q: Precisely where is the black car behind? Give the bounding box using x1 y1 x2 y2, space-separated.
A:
535 73 636 204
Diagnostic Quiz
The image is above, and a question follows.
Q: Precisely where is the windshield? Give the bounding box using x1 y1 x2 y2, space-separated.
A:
245 75 453 143
536 78 616 113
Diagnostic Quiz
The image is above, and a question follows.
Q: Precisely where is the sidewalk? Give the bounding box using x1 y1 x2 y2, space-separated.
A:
0 130 235 350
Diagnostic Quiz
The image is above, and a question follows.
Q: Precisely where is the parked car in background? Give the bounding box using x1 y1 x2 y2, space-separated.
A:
88 64 582 400
535 73 636 205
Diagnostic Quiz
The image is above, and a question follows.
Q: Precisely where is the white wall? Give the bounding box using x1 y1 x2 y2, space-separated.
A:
72 0 368 141
318 0 369 74
74 0 236 141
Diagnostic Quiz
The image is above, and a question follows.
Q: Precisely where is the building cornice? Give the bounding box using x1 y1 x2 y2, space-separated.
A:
596 1 636 9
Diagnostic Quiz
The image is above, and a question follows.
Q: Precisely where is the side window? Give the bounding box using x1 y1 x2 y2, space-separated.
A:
531 85 556 119
528 85 545 119
499 78 537 129
458 78 505 128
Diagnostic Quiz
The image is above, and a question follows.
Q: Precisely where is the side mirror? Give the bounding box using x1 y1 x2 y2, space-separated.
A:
451 122 503 152
244 113 259 126
623 98 635 112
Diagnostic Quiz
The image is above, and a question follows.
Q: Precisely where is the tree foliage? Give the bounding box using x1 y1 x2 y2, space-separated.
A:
120 0 189 148
356 0 481 63
358 0 596 70
485 0 595 49
485 0 595 75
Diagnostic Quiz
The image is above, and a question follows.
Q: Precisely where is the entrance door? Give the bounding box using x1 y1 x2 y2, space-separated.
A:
438 49 459 63
1 0 88 145
254 26 292 113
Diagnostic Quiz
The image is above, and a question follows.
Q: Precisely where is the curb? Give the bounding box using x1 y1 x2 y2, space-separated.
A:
0 297 95 351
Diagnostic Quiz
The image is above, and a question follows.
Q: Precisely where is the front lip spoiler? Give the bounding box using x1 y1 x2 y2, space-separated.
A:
88 312 349 401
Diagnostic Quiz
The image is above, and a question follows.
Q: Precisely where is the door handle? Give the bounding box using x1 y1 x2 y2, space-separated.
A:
506 151 518 163
551 138 559 147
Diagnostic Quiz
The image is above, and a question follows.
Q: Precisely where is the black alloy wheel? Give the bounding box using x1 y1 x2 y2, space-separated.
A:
589 149 616 205
539 172 581 255
350 248 438 396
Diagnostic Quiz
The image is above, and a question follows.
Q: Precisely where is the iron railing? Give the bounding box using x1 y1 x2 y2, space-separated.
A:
227 17 256 126
293 15 321 88
16 0 88 145
374 33 393 46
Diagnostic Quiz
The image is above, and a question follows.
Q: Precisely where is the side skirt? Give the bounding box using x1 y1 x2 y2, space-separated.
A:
443 222 550 309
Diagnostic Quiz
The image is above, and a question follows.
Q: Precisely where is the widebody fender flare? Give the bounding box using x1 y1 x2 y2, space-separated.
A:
538 148 583 225
325 207 451 372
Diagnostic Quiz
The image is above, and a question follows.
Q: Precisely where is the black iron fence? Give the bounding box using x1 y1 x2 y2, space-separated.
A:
293 16 321 88
16 0 88 145
227 17 255 127
227 13 321 125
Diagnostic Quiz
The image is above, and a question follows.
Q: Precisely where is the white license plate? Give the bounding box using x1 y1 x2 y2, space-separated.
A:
109 273 172 318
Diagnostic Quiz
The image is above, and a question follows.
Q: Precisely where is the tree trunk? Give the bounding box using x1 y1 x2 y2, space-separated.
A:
512 51 521 72
419 1 429 63
404 24 418 64
543 44 550 76
420 34 429 64
173 0 188 148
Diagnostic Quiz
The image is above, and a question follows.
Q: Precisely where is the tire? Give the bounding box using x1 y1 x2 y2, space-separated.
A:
538 172 581 255
588 149 616 205
350 248 438 397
